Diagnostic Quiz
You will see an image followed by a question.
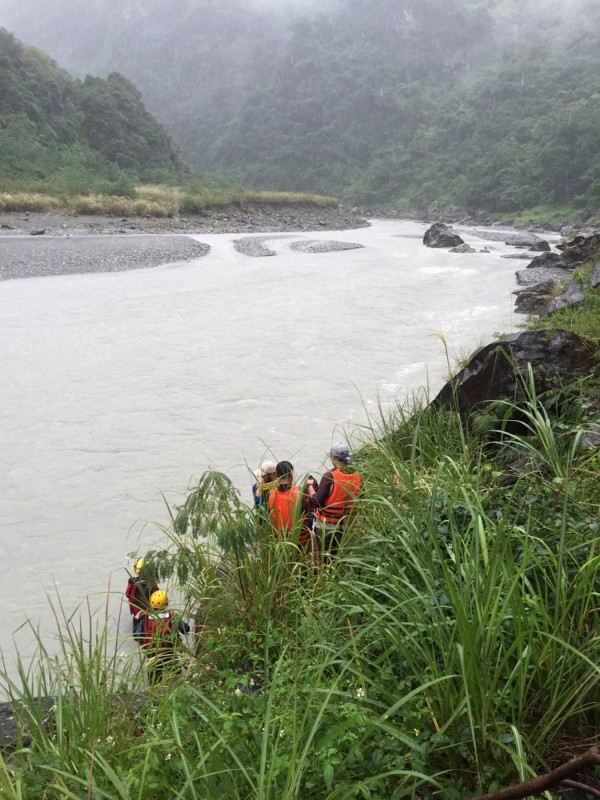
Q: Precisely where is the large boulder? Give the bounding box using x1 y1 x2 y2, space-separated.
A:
543 282 585 314
503 233 546 248
432 330 596 416
526 251 575 270
557 232 600 263
423 222 464 248
513 280 558 315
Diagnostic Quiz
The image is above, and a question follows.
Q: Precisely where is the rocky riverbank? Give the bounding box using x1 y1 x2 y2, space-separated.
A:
0 204 369 280
0 204 369 238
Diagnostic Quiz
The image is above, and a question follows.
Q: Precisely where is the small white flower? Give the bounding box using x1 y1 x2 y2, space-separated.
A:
234 687 242 696
279 729 285 739
356 687 366 698
165 753 172 761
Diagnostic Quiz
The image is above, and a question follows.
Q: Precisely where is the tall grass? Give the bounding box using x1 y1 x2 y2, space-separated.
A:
0 185 338 217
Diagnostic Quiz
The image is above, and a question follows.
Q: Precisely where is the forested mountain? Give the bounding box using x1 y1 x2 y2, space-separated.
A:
0 28 185 193
2 0 599 212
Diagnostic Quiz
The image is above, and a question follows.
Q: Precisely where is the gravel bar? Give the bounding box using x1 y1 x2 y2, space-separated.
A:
0 235 210 281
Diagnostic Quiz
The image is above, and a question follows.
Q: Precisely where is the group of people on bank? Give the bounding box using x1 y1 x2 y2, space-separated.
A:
252 440 363 560
125 440 362 682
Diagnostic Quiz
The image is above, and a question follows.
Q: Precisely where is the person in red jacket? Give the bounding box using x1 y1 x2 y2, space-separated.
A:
134 590 190 685
125 557 159 632
268 461 315 556
307 442 362 559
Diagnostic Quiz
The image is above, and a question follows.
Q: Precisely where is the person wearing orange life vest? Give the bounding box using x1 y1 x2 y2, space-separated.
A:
307 442 362 558
268 461 314 551
134 590 190 684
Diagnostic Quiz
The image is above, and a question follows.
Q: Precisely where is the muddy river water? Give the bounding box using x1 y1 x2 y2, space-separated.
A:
0 219 522 681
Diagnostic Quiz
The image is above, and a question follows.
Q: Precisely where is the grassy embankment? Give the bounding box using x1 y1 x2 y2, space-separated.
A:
0 182 338 217
1 267 598 798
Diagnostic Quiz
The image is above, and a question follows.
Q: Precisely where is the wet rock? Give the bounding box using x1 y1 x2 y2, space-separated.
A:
529 240 551 251
557 232 600 263
449 243 476 253
432 329 596 417
544 282 584 314
513 279 558 315
526 251 574 270
30 228 46 236
503 233 545 247
423 222 464 248
516 267 575 286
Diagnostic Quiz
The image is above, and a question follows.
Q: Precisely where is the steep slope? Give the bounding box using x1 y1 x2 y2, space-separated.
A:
0 28 185 191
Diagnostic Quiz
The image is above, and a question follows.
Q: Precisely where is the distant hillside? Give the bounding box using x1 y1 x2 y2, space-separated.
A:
2 0 599 212
0 28 186 194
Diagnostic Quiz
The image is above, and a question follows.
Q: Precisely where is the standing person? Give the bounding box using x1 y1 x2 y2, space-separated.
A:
268 461 316 558
125 557 159 632
252 460 278 509
307 442 362 559
268 461 302 536
134 590 190 685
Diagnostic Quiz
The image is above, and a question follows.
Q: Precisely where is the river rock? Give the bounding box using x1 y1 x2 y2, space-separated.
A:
513 280 558 315
503 233 545 248
557 232 600 263
423 222 464 248
30 228 46 236
528 240 551 252
449 243 476 253
543 282 585 314
432 329 595 417
526 252 574 270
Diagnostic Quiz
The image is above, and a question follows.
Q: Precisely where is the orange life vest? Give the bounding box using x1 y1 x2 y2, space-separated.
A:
316 468 362 524
268 485 302 533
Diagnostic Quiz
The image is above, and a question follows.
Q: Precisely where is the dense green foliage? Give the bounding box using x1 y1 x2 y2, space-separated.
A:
3 0 600 212
0 28 185 194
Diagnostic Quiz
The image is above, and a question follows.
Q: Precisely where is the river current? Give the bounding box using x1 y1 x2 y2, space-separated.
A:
0 219 520 679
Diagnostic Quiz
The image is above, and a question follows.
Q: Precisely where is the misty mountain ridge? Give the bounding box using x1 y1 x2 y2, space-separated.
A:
2 0 599 212
0 28 185 194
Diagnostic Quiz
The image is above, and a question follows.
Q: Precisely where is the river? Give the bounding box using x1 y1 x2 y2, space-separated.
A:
0 218 520 681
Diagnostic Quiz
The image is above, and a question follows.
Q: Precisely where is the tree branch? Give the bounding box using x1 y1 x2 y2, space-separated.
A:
466 745 600 800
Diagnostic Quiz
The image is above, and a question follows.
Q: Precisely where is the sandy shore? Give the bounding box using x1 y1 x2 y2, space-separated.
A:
0 205 368 280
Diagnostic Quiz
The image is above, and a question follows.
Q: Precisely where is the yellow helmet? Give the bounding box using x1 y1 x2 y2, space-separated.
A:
133 557 145 575
150 590 168 610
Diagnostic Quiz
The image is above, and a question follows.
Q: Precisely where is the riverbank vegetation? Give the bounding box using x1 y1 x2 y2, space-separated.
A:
4 2 600 220
0 184 338 218
1 282 599 796
5 0 599 216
